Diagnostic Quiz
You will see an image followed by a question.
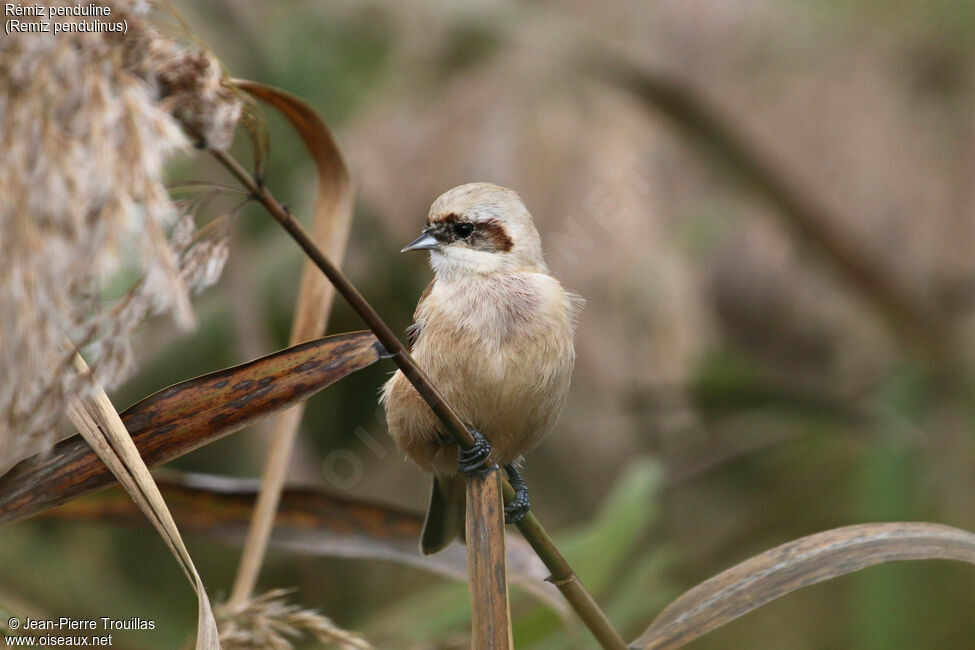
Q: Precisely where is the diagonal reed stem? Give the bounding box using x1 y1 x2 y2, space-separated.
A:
211 148 628 650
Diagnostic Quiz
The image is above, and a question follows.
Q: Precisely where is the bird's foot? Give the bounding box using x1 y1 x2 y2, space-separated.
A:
503 463 531 524
457 428 493 476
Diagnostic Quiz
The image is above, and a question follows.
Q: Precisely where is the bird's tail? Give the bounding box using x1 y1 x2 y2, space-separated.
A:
420 474 466 555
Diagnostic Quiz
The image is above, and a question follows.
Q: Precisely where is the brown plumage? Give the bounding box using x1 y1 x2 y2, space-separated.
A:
381 183 583 554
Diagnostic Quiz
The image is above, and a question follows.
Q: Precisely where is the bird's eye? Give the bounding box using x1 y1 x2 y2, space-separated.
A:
453 222 475 239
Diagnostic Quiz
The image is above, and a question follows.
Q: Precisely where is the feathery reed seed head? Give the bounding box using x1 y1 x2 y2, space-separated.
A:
216 589 373 650
0 0 240 471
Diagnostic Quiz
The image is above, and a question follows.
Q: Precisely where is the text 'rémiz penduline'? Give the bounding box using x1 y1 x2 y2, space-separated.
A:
4 3 127 34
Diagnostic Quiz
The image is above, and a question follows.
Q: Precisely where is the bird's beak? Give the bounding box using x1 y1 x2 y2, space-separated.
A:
401 232 440 253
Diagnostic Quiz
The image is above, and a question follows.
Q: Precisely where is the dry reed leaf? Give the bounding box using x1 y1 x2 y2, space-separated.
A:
38 472 567 614
232 80 354 341
630 522 975 650
65 353 219 649
0 331 385 524
225 80 355 606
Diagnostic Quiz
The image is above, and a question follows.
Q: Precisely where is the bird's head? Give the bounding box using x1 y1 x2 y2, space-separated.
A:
401 183 547 278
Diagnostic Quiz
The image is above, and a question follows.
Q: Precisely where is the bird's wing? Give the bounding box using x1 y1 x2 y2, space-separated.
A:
406 278 436 350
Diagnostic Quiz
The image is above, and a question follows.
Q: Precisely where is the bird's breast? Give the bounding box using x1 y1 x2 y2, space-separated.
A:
408 272 577 461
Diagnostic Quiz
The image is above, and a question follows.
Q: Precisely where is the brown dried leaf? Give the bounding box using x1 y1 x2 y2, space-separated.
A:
0 331 385 524
40 472 567 614
630 522 975 650
232 79 353 342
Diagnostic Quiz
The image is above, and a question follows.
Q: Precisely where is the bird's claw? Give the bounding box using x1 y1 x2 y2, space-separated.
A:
457 428 493 476
503 463 531 524
504 495 530 524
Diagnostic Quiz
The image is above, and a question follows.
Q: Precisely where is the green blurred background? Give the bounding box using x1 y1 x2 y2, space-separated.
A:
4 0 975 647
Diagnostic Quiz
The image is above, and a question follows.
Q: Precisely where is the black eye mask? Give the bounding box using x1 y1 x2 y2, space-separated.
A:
427 214 514 253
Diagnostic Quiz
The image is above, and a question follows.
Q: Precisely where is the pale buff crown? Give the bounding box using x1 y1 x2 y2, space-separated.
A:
426 183 548 278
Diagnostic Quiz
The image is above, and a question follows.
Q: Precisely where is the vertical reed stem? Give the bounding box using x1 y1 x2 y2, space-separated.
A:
466 466 513 649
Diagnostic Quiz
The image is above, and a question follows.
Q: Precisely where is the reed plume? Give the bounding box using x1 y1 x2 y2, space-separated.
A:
216 589 373 650
0 0 241 472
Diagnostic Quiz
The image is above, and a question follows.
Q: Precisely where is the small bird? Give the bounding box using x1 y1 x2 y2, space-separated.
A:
381 182 582 554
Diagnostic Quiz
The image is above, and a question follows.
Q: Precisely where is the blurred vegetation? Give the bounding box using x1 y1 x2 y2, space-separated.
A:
4 0 975 648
